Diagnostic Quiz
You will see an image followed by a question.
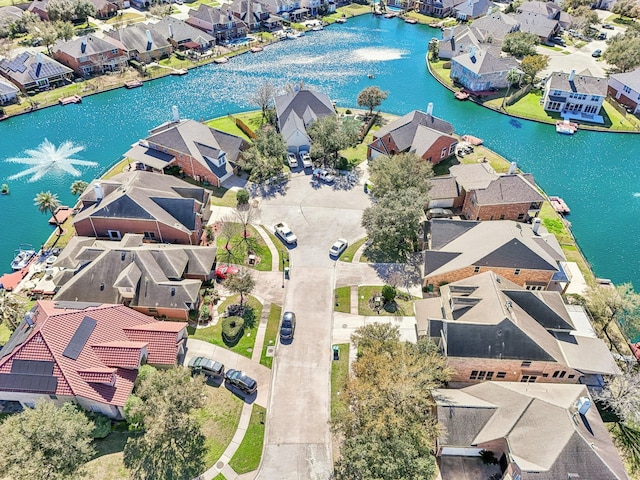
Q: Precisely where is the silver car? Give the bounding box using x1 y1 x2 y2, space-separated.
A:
329 238 348 257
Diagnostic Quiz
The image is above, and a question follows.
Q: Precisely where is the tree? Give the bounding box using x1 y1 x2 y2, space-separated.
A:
239 126 287 183
123 368 206 480
587 283 640 348
520 54 549 84
148 0 172 19
612 0 640 19
236 188 250 206
250 80 275 124
0 401 94 480
34 191 62 235
562 0 593 10
307 115 360 167
356 86 388 116
361 188 425 262
351 321 401 356
603 33 640 72
28 19 59 52
218 219 240 264
54 20 74 41
502 31 539 57
73 0 96 26
597 361 640 425
381 284 396 303
571 6 599 32
501 68 522 109
46 0 76 22
70 179 89 196
233 203 260 242
427 38 439 61
367 152 432 201
0 290 27 332
224 269 255 306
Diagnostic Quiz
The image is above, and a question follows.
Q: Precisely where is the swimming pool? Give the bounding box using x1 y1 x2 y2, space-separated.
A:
226 37 253 46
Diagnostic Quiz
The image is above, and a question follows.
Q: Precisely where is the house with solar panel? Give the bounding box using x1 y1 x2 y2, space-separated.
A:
0 52 72 93
0 301 187 418
52 34 129 77
50 234 217 320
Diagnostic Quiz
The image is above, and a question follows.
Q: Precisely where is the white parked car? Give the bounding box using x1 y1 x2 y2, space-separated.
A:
274 222 297 245
313 168 335 183
329 238 348 257
287 152 298 168
300 151 313 168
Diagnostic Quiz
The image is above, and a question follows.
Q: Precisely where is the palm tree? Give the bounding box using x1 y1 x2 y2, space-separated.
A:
70 180 89 196
34 191 62 235
501 68 522 110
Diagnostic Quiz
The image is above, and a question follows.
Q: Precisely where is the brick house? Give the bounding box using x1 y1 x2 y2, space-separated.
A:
433 383 629 480
142 117 248 187
415 271 619 385
427 176 464 209
608 69 640 115
87 0 118 19
423 218 568 291
0 301 187 419
418 0 464 18
542 69 608 123
52 34 128 77
438 14 520 60
367 106 457 166
73 170 210 245
0 52 72 93
186 5 248 44
52 234 216 320
106 25 173 64
152 17 216 51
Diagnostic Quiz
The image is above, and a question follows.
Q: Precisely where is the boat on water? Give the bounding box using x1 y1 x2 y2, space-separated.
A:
125 80 143 89
311 25 323 31
454 90 470 101
250 46 263 53
286 31 303 39
11 245 36 271
556 120 578 135
335 17 347 23
58 95 82 105
549 196 571 214
171 68 189 75
384 12 398 18
405 17 418 24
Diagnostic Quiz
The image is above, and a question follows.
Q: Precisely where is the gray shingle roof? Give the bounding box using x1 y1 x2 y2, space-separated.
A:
105 24 171 54
449 162 497 190
0 5 24 23
517 0 561 17
473 174 544 206
430 176 459 199
610 69 640 94
53 34 121 57
0 76 18 96
153 17 215 45
454 0 491 19
275 88 335 132
0 52 72 86
547 70 608 96
471 11 520 41
453 47 519 75
516 12 557 38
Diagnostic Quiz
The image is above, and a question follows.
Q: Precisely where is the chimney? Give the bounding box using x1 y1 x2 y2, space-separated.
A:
81 37 87 53
569 69 575 82
168 24 174 38
576 396 591 415
172 105 180 122
146 30 153 51
426 102 433 116
532 217 541 235
508 161 517 174
94 183 104 201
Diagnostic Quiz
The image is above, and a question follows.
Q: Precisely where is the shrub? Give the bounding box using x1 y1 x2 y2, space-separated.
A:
135 365 157 388
199 304 210 322
381 285 397 303
345 109 352 114
222 315 245 343
236 189 250 205
479 449 498 465
88 412 112 439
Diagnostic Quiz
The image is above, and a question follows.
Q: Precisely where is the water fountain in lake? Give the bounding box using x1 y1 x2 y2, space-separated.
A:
5 139 98 183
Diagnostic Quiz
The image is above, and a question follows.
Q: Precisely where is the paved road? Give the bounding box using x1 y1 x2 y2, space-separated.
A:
255 171 370 480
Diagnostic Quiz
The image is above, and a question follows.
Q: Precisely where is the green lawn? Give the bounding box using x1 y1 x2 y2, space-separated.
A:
260 303 282 368
206 111 264 142
213 474 226 480
216 223 272 272
208 186 238 207
335 4 371 17
330 343 350 422
334 286 351 313
83 432 132 480
187 295 262 358
104 12 146 24
357 286 418 316
428 59 454 88
228 405 266 474
261 226 287 271
340 237 367 263
0 323 13 345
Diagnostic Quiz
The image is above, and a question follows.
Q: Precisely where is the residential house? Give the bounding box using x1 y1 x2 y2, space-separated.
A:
453 0 491 21
0 301 187 419
543 69 608 123
106 25 173 64
367 105 458 166
186 5 248 44
0 52 72 93
52 34 128 77
275 87 335 154
433 383 628 480
229 0 270 31
87 0 118 19
450 47 520 92
427 175 463 209
300 0 320 16
258 0 302 20
141 116 247 187
422 218 568 291
517 0 572 30
27 0 51 21
450 163 544 221
418 0 464 18
608 69 640 115
0 5 25 30
52 234 216 320
0 76 19 105
73 170 211 245
153 17 216 51
415 271 619 384
516 11 559 43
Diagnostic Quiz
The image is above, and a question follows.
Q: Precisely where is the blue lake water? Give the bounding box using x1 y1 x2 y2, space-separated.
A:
1 14 639 287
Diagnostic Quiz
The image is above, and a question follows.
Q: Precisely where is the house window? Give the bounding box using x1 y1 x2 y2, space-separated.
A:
500 214 505 220
517 213 525 220
440 147 447 158
49 395 58 400
623 85 631 94
559 371 566 378
514 268 521 275
111 48 118 54
552 370 559 378
486 371 494 380
520 375 537 383
568 374 575 379
143 231 156 240
470 370 479 379
526 285 543 291
474 266 480 273
521 361 532 367
542 373 548 377
496 372 506 379
449 143 456 155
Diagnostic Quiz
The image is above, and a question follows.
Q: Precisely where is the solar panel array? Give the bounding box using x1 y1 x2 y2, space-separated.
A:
1 52 29 73
63 316 97 360
0 374 58 393
11 359 54 376
28 57 68 81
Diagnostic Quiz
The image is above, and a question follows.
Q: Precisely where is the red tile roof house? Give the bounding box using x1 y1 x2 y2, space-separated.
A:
52 34 129 77
0 301 187 419
366 105 458 166
74 170 211 245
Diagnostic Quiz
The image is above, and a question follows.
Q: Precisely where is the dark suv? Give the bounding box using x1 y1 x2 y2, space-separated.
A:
225 369 257 395
280 311 296 341
187 356 224 378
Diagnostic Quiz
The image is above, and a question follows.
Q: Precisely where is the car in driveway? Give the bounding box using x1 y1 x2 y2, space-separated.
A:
225 369 257 394
597 32 607 40
215 264 239 279
287 152 298 168
427 207 454 219
313 168 335 183
280 311 296 341
329 238 348 258
300 151 313 168
188 356 224 378
592 49 602 58
602 23 614 29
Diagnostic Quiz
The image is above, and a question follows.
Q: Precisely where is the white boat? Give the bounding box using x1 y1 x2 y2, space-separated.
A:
335 17 347 23
286 31 302 39
11 244 36 271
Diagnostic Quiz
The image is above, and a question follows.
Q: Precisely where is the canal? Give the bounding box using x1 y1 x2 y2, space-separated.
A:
1 13 639 286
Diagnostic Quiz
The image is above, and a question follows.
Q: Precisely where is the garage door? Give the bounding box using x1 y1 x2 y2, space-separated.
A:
428 199 454 208
440 447 483 456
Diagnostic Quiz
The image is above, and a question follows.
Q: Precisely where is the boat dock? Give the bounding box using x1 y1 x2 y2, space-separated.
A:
58 95 82 105
549 196 571 214
48 205 72 225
